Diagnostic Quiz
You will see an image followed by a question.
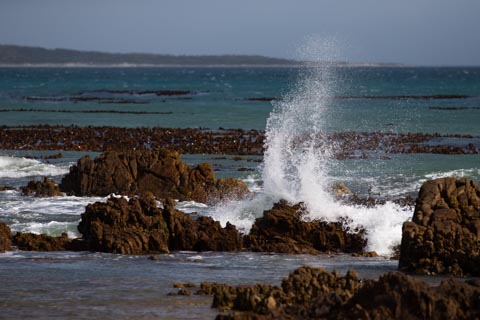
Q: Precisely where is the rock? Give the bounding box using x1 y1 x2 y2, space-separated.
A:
0 223 12 252
77 194 243 254
78 193 170 254
244 200 366 254
399 177 480 276
331 183 352 197
21 177 63 197
202 266 480 320
60 149 249 203
0 186 14 192
13 232 75 251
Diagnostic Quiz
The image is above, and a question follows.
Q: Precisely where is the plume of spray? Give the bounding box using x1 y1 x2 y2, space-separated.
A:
261 36 412 255
213 36 412 255
262 36 338 207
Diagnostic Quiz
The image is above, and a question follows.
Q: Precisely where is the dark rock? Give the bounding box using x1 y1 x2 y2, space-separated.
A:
399 177 480 276
244 200 366 254
203 266 480 320
78 193 170 254
21 177 63 197
0 223 12 252
13 232 74 251
60 149 249 203
0 186 14 191
77 194 243 254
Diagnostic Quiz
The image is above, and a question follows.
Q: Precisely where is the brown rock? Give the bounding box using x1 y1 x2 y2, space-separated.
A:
204 266 480 320
78 194 170 254
60 149 249 203
13 232 74 251
244 200 366 254
77 194 243 254
21 177 63 197
0 223 12 252
399 177 480 276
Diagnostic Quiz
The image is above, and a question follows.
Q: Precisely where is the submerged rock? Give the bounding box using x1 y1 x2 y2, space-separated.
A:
21 177 63 197
399 177 480 276
77 194 243 254
60 149 249 203
197 266 480 320
0 223 12 252
244 200 366 254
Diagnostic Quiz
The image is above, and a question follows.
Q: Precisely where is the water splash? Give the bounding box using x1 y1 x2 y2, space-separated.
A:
212 37 412 255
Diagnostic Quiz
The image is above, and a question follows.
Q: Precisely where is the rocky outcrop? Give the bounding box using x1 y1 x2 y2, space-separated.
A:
60 149 249 203
162 198 243 252
21 177 63 197
77 194 243 254
244 200 366 254
194 266 480 320
399 177 480 276
0 223 12 252
12 232 81 251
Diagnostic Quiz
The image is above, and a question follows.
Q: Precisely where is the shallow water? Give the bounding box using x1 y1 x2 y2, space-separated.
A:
0 251 398 320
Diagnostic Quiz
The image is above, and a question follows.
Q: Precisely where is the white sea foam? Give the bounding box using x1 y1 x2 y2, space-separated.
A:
0 156 69 178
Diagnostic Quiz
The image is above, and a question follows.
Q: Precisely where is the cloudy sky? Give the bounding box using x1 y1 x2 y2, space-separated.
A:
1 0 479 65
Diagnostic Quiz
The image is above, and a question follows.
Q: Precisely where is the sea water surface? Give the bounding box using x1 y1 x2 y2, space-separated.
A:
0 66 479 319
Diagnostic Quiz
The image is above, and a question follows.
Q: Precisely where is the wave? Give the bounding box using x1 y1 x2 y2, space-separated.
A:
0 156 69 178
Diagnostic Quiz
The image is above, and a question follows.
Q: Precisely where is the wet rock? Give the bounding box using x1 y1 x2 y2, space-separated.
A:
399 177 480 276
13 232 74 251
21 177 63 197
244 200 366 254
206 266 480 320
77 195 243 254
60 149 249 203
0 223 12 252
0 186 14 191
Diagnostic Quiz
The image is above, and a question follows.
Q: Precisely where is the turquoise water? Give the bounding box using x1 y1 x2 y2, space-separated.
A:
0 66 479 319
0 67 479 133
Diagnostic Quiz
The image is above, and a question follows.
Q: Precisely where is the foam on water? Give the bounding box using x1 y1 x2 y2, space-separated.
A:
0 155 69 178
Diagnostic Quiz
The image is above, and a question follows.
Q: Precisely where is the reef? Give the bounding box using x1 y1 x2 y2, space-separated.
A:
0 125 477 156
399 177 480 276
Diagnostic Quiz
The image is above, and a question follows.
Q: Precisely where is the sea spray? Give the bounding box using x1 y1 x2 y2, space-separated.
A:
212 38 412 255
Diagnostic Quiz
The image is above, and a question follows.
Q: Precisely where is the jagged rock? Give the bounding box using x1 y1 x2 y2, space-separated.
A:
78 193 170 254
77 194 243 254
336 272 480 320
0 223 12 252
399 177 480 276
244 200 366 254
331 183 352 196
13 232 78 251
162 198 243 252
60 149 249 203
21 177 63 197
201 266 480 320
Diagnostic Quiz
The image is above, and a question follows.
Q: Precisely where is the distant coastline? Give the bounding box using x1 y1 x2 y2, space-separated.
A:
0 44 408 68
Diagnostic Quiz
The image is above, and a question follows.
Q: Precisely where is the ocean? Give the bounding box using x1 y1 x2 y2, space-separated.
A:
0 65 479 319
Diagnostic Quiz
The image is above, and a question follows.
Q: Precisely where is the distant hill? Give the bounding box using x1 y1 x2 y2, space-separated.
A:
0 44 299 66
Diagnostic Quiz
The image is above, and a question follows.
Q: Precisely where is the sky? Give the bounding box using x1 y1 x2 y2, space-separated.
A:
0 0 479 66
